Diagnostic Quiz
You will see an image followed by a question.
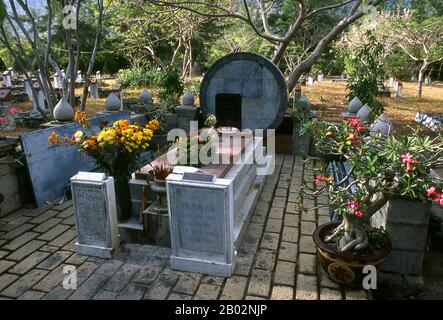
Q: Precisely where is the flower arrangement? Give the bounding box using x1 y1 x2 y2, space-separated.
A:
301 115 443 254
0 107 17 130
49 118 160 179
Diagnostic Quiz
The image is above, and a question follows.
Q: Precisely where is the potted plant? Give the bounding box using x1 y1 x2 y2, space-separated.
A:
300 116 443 287
49 113 160 220
148 163 174 214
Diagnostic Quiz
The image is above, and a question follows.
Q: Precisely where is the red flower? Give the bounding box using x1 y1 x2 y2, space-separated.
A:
0 117 8 123
347 199 360 210
434 193 443 207
401 153 414 164
315 176 332 185
426 186 437 197
9 107 17 115
355 123 366 133
355 210 365 218
348 117 361 127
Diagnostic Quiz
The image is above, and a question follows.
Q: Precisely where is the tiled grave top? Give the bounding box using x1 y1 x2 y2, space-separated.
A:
200 52 288 130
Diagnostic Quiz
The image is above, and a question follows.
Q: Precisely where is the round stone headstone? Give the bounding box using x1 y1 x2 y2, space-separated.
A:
357 104 372 120
182 92 195 106
53 98 74 121
105 94 121 111
199 52 288 130
348 97 363 114
370 113 392 136
140 89 153 103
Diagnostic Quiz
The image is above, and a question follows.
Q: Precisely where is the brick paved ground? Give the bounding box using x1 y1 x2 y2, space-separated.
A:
0 155 368 300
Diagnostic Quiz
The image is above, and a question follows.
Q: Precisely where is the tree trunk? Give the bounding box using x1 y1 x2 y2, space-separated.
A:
417 61 428 99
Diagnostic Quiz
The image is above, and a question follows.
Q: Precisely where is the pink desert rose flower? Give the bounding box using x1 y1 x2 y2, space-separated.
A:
9 108 17 115
355 210 365 218
348 117 362 127
347 199 360 210
315 176 333 185
401 153 414 164
0 116 8 123
434 193 443 207
426 186 437 197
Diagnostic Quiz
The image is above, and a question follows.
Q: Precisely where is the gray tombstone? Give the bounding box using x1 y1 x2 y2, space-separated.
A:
71 172 120 258
89 79 99 99
23 79 32 98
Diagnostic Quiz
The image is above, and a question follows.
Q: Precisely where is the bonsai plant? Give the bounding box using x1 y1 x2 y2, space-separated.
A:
299 116 443 287
49 116 160 220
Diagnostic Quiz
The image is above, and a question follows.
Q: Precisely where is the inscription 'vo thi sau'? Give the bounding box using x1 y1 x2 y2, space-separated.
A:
176 188 225 254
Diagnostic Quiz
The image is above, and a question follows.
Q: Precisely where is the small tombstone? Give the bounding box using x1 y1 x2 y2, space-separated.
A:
76 70 83 83
89 78 99 99
53 73 62 89
388 77 395 88
105 94 121 112
71 172 120 258
7 67 14 80
2 71 12 88
396 82 403 98
307 76 314 86
348 96 363 114
139 89 153 104
96 71 101 81
61 69 66 79
317 74 324 83
370 114 392 137
357 104 372 120
175 93 197 132
53 98 74 121
23 80 32 98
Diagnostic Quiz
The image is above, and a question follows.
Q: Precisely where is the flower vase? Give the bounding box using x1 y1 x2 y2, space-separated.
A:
114 177 132 221
149 178 168 214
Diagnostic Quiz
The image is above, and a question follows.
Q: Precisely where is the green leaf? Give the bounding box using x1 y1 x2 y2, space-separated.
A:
0 0 5 22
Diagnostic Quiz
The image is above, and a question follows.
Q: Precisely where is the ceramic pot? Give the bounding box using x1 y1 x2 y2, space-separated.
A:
313 222 392 288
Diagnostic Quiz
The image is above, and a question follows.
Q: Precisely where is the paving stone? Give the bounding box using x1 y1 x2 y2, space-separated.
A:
173 272 202 295
278 241 298 262
22 205 54 217
220 276 248 300
272 197 286 208
299 235 317 254
88 257 106 264
344 289 367 300
95 260 124 277
37 251 72 270
284 214 299 227
265 218 282 233
0 250 8 259
5 240 46 261
295 274 318 300
143 272 178 300
275 188 287 197
52 200 73 211
0 239 6 247
245 295 266 300
301 221 316 236
9 251 50 275
269 207 284 219
251 211 267 224
318 206 330 216
1 232 39 251
17 290 46 300
69 274 109 300
62 239 77 252
298 253 316 275
76 261 101 286
133 266 163 286
61 215 75 226
286 203 298 214
32 218 62 233
93 289 119 300
234 253 254 276
37 224 70 241
56 206 74 218
318 215 330 226
200 275 225 286
320 288 343 300
0 273 19 292
271 285 294 300
168 293 193 300
247 269 272 298
282 226 299 243
194 284 220 300
254 249 277 270
301 211 316 222
33 264 67 292
274 261 296 286
1 269 49 298
43 285 74 300
116 283 146 300
1 224 35 240
29 210 60 224
318 268 341 290
0 216 32 232
65 254 88 266
277 180 289 188
39 245 60 253
259 191 273 202
104 264 140 292
260 232 280 250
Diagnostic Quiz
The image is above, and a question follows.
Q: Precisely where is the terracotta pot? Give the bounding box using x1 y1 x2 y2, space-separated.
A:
313 222 392 288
